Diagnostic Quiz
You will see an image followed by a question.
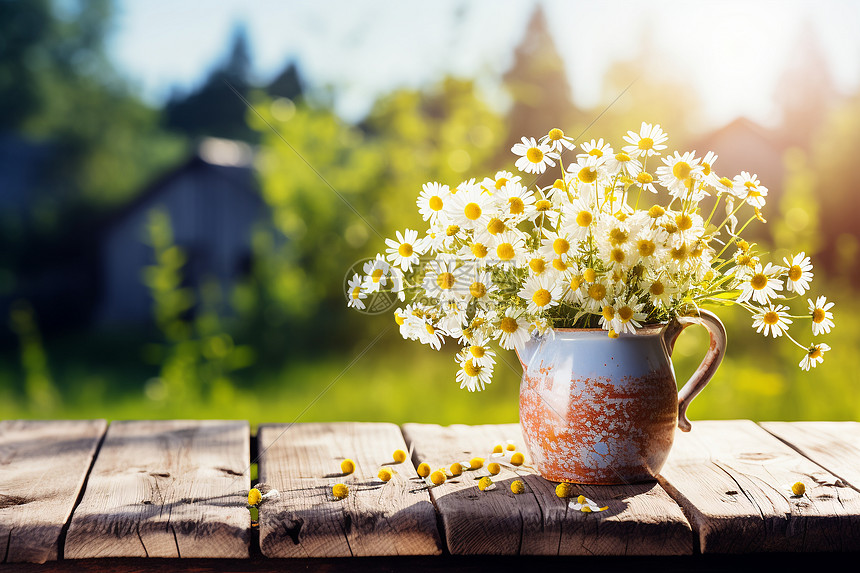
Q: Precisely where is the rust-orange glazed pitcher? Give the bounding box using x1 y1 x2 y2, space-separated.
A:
517 310 726 484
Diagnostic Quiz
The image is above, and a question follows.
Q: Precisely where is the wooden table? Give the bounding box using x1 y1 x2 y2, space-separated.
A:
2 419 859 571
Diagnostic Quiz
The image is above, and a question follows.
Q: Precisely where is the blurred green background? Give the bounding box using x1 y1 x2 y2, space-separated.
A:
1 0 858 424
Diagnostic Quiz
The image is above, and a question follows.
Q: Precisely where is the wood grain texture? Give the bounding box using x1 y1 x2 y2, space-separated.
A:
658 420 860 553
760 421 860 490
402 423 692 556
63 420 250 559
257 422 443 558
0 420 106 564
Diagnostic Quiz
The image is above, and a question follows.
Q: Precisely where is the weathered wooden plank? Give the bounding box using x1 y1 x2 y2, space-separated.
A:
64 420 250 559
402 423 693 556
0 420 106 564
257 422 443 558
760 421 860 490
658 420 860 553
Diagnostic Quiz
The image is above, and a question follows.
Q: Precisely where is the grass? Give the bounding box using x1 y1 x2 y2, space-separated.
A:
1 288 858 424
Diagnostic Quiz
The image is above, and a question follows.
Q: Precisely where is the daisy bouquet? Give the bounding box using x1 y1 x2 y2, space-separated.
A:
346 123 834 391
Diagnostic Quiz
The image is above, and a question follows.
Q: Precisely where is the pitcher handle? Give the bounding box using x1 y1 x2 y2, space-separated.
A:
662 309 727 432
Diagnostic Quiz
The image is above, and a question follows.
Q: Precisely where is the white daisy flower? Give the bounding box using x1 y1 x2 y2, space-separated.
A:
489 170 522 191
583 280 612 314
458 240 492 265
474 215 512 248
577 138 613 163
657 151 704 199
512 136 558 174
539 228 575 262
459 333 496 368
622 122 668 159
362 255 390 293
346 273 367 310
613 296 646 334
446 186 492 230
539 127 576 153
752 304 792 338
417 182 450 225
464 269 497 303
519 275 563 315
733 172 768 208
385 229 425 272
562 198 597 242
456 355 494 392
699 151 720 187
568 494 609 513
423 256 468 301
737 262 783 305
783 252 813 295
642 274 679 310
714 174 739 197
808 296 835 336
568 155 606 188
413 316 444 350
605 151 642 178
494 181 536 220
496 307 531 350
799 343 830 371
490 232 527 267
635 171 658 194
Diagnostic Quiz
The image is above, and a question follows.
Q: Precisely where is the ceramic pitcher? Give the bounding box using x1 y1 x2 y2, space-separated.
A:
517 310 726 484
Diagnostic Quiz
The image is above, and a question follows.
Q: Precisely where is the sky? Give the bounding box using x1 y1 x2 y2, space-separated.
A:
108 0 860 129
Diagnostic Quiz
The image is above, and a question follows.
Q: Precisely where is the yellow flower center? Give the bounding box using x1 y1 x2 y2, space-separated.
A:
526 147 544 163
570 276 582 290
248 488 262 506
676 213 693 231
583 268 596 283
553 238 570 254
495 177 508 190
497 243 515 261
763 311 780 325
744 181 757 190
588 148 603 158
648 205 665 219
464 202 482 220
610 248 626 264
446 225 460 237
394 312 405 325
535 199 553 211
719 176 733 188
487 218 506 235
618 306 634 322
788 265 803 281
398 243 413 257
532 288 552 307
464 359 482 377
436 272 455 290
701 162 711 176
750 273 768 290
637 172 654 184
672 161 692 180
371 269 384 283
670 245 688 261
529 258 546 274
508 197 525 214
576 210 593 227
552 258 567 271
609 228 629 245
578 167 598 184
638 137 654 150
602 305 615 320
650 281 665 296
588 283 606 301
638 239 656 257
809 347 822 359
499 317 519 333
553 178 566 190
615 151 631 162
470 345 485 358
471 242 488 258
737 239 750 252
812 308 825 323
470 282 486 299
429 196 444 211
425 324 435 335
548 128 564 141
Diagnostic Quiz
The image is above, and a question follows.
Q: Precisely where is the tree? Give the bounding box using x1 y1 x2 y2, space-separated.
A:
164 25 259 142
